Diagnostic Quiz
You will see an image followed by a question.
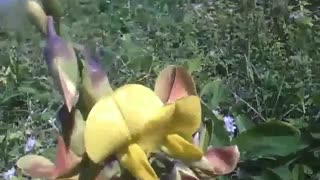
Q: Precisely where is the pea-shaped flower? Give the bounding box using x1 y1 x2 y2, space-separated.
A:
85 84 203 180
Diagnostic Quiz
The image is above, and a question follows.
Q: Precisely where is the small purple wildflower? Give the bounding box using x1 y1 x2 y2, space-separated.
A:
223 116 236 137
2 167 15 180
24 136 36 153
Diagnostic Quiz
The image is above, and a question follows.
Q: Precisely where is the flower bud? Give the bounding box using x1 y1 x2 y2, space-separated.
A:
44 16 80 112
40 0 63 34
26 0 47 35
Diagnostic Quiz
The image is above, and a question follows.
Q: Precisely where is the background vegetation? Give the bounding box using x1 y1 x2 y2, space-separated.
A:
1 0 320 179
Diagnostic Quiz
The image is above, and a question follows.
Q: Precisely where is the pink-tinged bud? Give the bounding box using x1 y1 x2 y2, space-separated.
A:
26 0 47 35
44 16 80 112
40 0 63 34
77 46 113 113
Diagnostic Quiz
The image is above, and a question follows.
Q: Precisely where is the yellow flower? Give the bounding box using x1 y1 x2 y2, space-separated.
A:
84 84 203 180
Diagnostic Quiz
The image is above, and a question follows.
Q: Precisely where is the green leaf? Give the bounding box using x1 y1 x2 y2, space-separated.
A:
292 164 306 180
69 109 86 156
253 168 283 180
200 79 232 110
199 126 210 151
184 57 202 74
202 103 230 147
234 114 255 133
211 118 231 147
272 166 292 180
0 135 5 143
232 121 305 160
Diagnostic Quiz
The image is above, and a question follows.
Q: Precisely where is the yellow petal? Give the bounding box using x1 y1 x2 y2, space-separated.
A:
113 84 164 136
117 144 158 180
136 103 176 153
84 95 130 163
169 95 201 136
162 134 203 162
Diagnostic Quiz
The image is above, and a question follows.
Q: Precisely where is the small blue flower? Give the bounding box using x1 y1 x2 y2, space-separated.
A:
223 116 236 137
2 167 15 180
24 136 36 153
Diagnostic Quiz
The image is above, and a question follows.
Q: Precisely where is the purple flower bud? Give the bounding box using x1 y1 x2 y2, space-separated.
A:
83 48 111 90
43 16 80 112
24 136 36 153
77 47 113 110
